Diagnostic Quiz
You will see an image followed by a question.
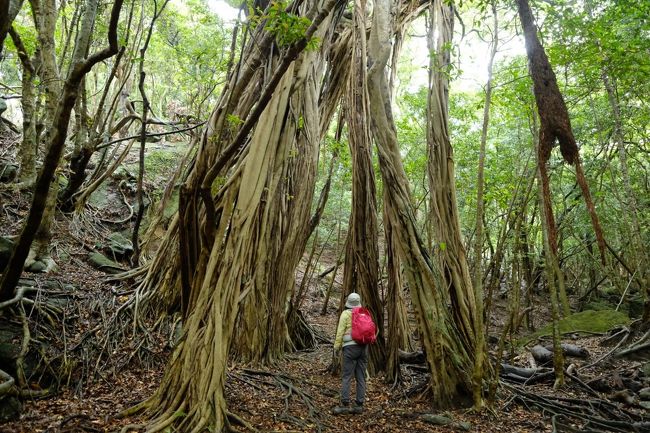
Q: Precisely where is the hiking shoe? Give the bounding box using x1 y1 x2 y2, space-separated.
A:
332 406 350 415
350 405 363 414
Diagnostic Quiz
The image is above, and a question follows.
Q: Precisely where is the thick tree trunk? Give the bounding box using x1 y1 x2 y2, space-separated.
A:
138 2 342 430
232 46 327 361
384 188 412 383
425 0 486 408
340 0 386 375
24 0 61 271
366 0 482 406
18 68 37 186
147 67 298 432
27 177 59 272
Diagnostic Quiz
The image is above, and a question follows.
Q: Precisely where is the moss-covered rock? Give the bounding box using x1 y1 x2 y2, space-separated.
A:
88 252 125 274
105 232 133 259
26 259 50 273
583 298 616 312
0 162 17 183
421 414 471 431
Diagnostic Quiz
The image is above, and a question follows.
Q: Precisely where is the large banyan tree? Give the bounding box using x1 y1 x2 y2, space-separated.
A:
129 0 487 430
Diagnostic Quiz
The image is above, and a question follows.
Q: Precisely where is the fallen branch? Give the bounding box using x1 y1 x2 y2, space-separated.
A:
500 363 552 378
543 343 590 358
615 333 650 362
399 349 426 364
530 345 553 364
502 381 645 432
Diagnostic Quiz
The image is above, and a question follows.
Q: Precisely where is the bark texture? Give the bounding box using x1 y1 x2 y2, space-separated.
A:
517 0 606 268
367 0 482 406
341 0 386 375
425 0 486 407
139 2 344 430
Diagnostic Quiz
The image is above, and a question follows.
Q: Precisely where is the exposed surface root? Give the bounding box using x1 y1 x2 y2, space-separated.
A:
230 368 333 433
502 382 647 433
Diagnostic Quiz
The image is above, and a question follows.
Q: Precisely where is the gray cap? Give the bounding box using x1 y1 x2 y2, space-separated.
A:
345 293 361 309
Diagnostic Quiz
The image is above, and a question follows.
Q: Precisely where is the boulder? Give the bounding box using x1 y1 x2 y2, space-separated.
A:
41 280 75 292
0 237 15 272
421 414 471 431
112 166 135 181
26 260 48 273
0 162 17 183
642 362 650 378
421 414 453 426
88 252 125 274
145 134 162 143
0 317 42 378
639 387 650 400
105 232 133 259
0 396 21 423
24 251 57 274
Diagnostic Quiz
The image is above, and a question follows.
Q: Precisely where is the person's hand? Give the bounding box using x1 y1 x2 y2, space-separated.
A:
333 348 341 359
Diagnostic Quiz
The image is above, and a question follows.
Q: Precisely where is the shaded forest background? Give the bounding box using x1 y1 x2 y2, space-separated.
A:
0 0 648 431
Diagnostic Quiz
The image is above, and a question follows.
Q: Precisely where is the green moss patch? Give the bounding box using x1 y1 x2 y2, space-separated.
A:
531 309 630 339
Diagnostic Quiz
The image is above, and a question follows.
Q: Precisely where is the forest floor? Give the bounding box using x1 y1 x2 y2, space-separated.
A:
2 231 646 433
1 134 648 433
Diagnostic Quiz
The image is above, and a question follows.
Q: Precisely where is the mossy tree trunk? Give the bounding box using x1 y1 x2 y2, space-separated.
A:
25 0 62 272
146 66 298 433
384 187 413 384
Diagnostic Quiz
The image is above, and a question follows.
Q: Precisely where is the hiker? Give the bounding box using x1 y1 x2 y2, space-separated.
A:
333 292 368 414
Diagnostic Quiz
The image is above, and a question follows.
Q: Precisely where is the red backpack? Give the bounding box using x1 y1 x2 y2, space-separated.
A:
351 307 377 345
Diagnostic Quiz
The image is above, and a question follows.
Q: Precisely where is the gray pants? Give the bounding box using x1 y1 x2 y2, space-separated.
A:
341 344 368 405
